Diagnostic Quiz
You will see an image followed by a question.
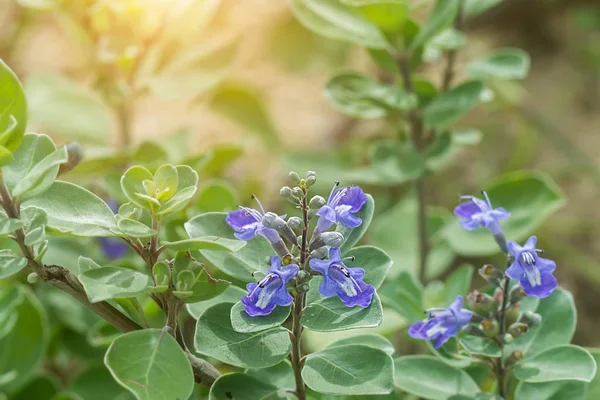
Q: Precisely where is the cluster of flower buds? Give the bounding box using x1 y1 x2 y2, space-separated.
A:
226 171 374 317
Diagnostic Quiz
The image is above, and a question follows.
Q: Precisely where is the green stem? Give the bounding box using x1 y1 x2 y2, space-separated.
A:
495 263 511 398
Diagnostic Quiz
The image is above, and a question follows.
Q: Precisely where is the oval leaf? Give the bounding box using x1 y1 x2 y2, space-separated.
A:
423 80 483 129
230 301 291 333
209 373 295 400
325 333 395 356
187 285 247 319
0 60 27 152
393 355 479 399
466 48 530 80
79 267 152 303
0 250 28 279
117 219 157 238
161 236 245 252
194 302 291 368
302 344 394 395
514 380 587 400
514 345 596 383
104 329 194 400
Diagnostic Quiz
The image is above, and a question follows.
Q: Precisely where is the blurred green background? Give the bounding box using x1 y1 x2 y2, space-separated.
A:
2 0 600 397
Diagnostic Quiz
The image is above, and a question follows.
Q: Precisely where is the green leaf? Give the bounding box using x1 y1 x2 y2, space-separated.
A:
505 287 576 357
464 0 502 16
302 344 394 395
466 48 531 80
25 74 111 144
410 0 460 50
190 144 244 177
209 84 281 150
246 360 295 390
197 180 239 212
423 80 484 129
325 72 416 119
194 302 291 368
24 181 118 236
117 219 156 238
79 267 152 303
10 376 57 400
393 356 479 399
208 373 295 400
153 164 178 201
370 196 454 278
77 256 101 276
290 0 389 49
588 348 600 399
230 302 291 333
161 236 245 252
70 365 133 400
514 380 588 400
0 285 49 393
0 59 27 152
0 250 28 279
341 245 392 289
144 39 238 101
185 212 273 281
302 287 383 332
105 329 194 400
12 146 68 201
325 333 395 356
0 213 24 235
445 264 473 304
0 145 13 167
378 271 424 322
184 268 230 303
187 285 246 319
120 166 155 209
157 186 197 215
460 336 501 357
444 171 565 256
344 0 409 32
4 133 56 194
338 194 374 254
514 345 596 383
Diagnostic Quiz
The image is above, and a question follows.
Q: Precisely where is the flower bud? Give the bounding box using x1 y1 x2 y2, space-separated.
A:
262 212 287 229
309 195 326 209
297 270 310 282
519 311 542 327
481 319 499 338
292 187 303 198
502 333 514 344
307 208 317 220
478 264 503 286
58 141 84 176
509 284 526 305
271 238 292 257
467 291 496 315
310 246 328 259
289 171 301 183
505 303 520 327
494 287 504 306
287 217 304 230
27 272 39 284
298 284 310 293
305 175 316 186
280 186 299 203
321 232 344 248
306 171 317 179
508 323 528 338
506 350 524 366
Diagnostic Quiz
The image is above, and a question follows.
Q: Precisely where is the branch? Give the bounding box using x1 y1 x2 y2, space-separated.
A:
441 0 465 91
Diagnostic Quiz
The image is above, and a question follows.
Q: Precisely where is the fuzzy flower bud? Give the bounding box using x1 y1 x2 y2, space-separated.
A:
298 283 310 293
481 319 499 338
289 171 301 183
280 186 299 203
287 217 304 230
505 303 520 327
309 195 326 209
321 232 344 248
506 350 524 366
509 284 526 305
262 212 287 230
292 187 303 198
519 311 542 327
310 246 328 259
297 270 310 282
502 333 514 344
467 291 496 315
508 323 528 338
305 171 317 186
478 264 504 286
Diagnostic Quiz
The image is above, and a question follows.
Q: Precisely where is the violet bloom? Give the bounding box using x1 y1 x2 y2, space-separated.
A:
226 196 280 244
316 183 367 233
100 199 128 260
408 296 473 349
241 256 299 317
309 247 375 308
506 236 557 298
454 191 509 235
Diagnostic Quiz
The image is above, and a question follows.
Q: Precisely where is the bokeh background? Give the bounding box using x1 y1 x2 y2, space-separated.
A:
2 0 600 397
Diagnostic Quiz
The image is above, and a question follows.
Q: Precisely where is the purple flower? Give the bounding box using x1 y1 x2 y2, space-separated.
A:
316 183 367 233
506 236 557 298
100 199 128 260
309 247 375 308
241 256 299 317
408 296 473 349
454 191 510 236
226 196 281 244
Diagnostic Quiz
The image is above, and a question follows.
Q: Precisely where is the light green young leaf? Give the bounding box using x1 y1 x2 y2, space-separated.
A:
183 268 230 304
514 345 596 383
117 219 156 238
302 344 394 395
79 267 152 303
153 164 178 201
393 355 479 399
157 187 197 215
325 333 395 356
12 146 68 201
423 80 484 129
230 302 290 334
290 0 389 49
208 373 295 400
410 0 460 50
26 74 111 144
460 336 501 357
466 48 531 80
343 0 409 32
4 133 55 193
104 329 194 400
0 250 28 279
514 380 588 400
444 171 565 256
187 285 246 319
194 302 291 368
24 181 118 236
0 60 27 152
161 236 245 252
120 166 155 209
77 256 102 276
0 212 24 235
